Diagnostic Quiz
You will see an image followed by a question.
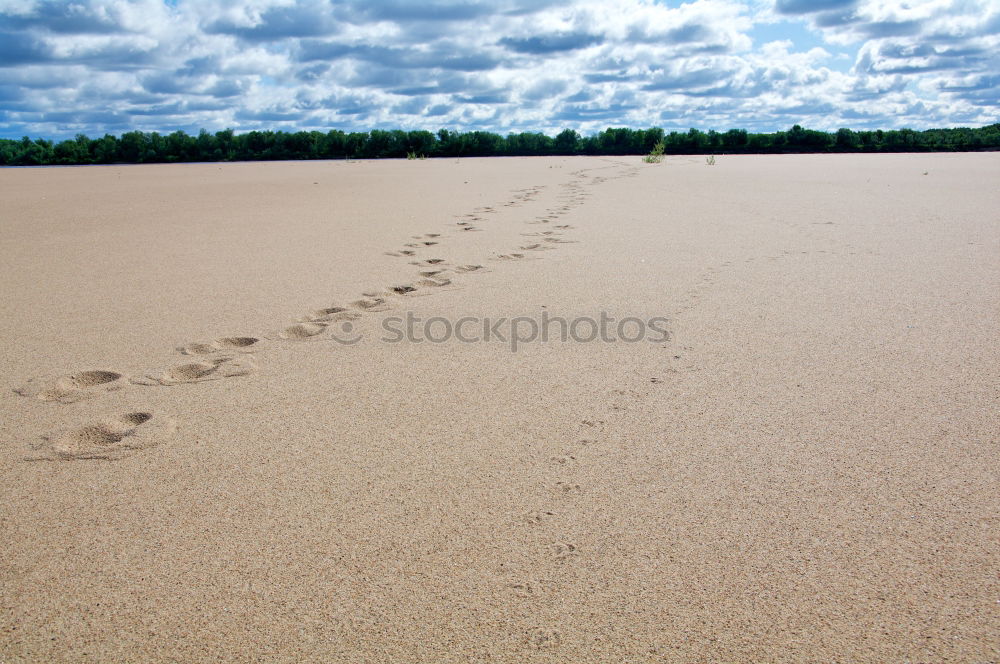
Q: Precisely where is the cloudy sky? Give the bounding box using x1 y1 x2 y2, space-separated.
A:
1 0 998 139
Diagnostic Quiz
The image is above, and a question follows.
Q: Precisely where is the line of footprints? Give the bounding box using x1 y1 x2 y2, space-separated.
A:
506 415 616 651
14 162 641 466
14 159 650 652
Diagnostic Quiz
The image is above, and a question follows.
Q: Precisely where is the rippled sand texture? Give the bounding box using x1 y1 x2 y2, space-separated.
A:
1 154 998 662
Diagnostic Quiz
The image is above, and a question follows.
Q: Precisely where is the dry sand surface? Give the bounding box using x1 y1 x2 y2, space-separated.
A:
1 154 998 662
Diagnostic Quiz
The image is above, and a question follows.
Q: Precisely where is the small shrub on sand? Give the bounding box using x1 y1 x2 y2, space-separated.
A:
643 141 665 164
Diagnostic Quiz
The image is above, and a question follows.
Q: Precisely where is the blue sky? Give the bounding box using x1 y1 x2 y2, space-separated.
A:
0 0 998 139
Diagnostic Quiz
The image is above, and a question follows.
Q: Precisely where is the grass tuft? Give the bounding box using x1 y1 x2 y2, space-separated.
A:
643 140 665 164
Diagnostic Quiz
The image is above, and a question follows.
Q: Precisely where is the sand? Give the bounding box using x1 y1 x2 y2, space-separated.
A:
1 154 997 662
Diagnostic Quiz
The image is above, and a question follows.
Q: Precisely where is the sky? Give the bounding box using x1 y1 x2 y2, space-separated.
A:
0 0 998 139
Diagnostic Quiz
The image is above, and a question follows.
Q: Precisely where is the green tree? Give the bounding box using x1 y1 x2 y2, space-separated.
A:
554 128 580 154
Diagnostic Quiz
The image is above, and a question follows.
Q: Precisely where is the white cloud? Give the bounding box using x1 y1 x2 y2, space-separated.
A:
0 0 997 138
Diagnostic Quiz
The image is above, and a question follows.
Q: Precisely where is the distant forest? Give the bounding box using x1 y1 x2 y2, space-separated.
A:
2 124 999 166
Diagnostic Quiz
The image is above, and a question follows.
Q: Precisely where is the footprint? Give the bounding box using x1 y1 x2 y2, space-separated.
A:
493 253 526 261
133 357 256 385
417 277 451 288
524 510 556 524
549 542 578 562
177 342 218 355
528 629 562 649
14 370 126 404
178 337 259 355
389 285 418 295
28 411 176 461
508 582 537 598
410 259 448 268
277 322 328 340
554 481 582 494
350 297 390 312
306 311 361 325
454 265 484 273
300 307 348 323
217 337 258 350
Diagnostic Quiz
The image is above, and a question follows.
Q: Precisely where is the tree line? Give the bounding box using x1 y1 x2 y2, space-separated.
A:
2 123 998 166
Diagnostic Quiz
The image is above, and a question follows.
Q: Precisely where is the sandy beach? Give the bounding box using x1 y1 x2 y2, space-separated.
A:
1 154 998 662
